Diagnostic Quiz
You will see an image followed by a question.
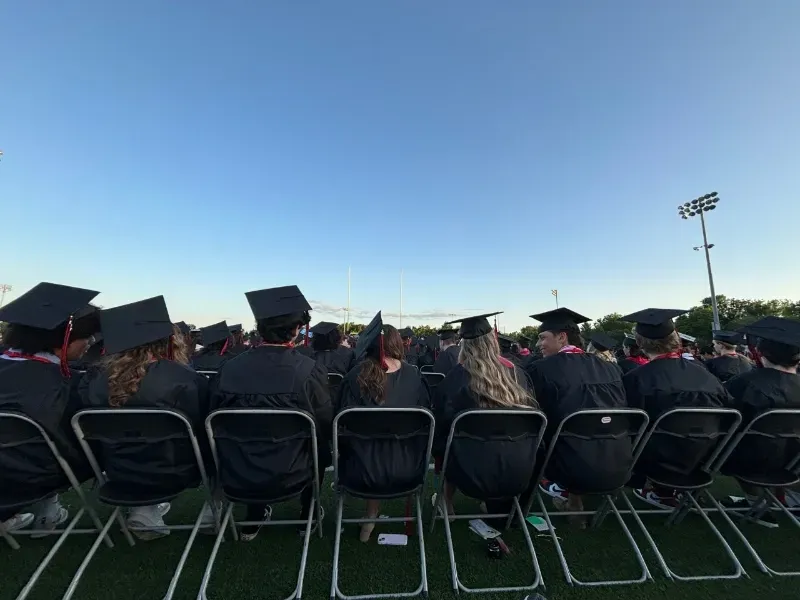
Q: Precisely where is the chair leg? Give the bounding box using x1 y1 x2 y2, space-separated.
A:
114 506 136 547
0 521 21 550
414 493 430 599
619 493 672 579
62 507 120 600
16 508 85 600
537 493 571 585
293 497 315 600
513 496 544 590
197 503 233 600
329 495 345 600
163 507 205 600
72 486 114 549
439 494 460 594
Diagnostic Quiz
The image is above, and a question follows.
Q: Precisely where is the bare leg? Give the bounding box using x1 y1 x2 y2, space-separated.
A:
360 499 380 542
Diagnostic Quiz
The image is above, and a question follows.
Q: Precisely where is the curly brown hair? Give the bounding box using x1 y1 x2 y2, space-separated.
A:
357 325 404 404
105 326 189 407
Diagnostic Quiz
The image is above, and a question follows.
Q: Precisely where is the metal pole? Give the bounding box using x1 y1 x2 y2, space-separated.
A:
699 211 721 331
347 267 351 333
0 284 11 308
399 270 403 329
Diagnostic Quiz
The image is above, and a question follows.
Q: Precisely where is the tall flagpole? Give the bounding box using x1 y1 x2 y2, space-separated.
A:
399 269 404 328
347 266 351 332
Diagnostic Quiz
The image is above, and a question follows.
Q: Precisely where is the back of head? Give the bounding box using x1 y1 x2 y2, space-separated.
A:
4 308 99 355
758 338 800 369
256 311 309 344
635 330 681 358
459 332 536 409
586 342 617 364
357 325 404 403
312 327 342 352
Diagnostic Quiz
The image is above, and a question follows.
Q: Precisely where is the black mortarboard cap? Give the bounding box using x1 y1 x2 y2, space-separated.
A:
0 282 99 330
589 332 617 352
438 328 458 341
713 330 744 345
101 296 174 355
738 317 800 348
201 321 230 346
424 335 439 351
310 321 339 336
444 312 502 340
175 321 191 335
399 327 414 339
530 308 590 333
229 323 243 333
621 308 688 340
355 312 383 361
245 285 311 321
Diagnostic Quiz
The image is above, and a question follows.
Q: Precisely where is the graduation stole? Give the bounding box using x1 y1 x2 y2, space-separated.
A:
627 355 649 366
651 352 682 361
558 345 584 354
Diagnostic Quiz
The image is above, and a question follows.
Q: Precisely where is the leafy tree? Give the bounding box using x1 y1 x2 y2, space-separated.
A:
345 323 366 335
580 313 631 343
412 325 437 338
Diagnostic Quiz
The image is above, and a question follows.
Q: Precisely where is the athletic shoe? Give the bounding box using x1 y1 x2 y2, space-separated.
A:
633 487 680 511
539 480 569 501
240 505 273 542
29 496 70 539
127 502 172 541
2 512 34 533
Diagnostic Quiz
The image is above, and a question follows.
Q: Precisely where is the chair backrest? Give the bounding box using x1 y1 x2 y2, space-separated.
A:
196 370 218 379
206 408 319 502
420 365 434 373
633 407 742 476
712 408 800 475
0 411 85 508
421 372 446 388
328 372 344 388
534 408 649 494
333 407 434 497
71 408 211 495
440 408 547 501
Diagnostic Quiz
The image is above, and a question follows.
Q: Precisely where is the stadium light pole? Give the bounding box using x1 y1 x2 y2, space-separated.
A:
0 284 11 307
678 192 721 332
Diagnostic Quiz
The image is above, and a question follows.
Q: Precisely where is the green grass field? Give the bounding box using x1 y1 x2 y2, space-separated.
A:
4 476 798 600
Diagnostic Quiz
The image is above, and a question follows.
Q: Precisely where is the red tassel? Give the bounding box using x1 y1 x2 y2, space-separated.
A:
219 338 229 356
60 317 73 378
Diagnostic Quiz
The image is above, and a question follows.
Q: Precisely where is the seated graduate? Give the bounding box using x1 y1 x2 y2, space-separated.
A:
719 317 800 524
399 327 418 366
69 332 105 373
705 330 753 382
525 308 629 521
618 333 649 374
433 312 536 515
82 295 210 540
211 285 332 541
431 328 460 375
192 321 233 372
227 323 248 355
416 336 437 370
0 282 100 535
336 313 430 541
518 335 532 358
586 332 620 366
498 334 522 365
308 321 355 375
620 308 731 510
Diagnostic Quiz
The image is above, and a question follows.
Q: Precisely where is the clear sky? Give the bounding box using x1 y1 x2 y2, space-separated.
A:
2 1 798 331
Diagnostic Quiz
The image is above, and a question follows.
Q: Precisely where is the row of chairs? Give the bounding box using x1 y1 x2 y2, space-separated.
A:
2 403 800 600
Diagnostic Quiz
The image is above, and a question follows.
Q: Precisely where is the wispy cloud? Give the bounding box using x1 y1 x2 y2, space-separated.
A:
309 300 463 322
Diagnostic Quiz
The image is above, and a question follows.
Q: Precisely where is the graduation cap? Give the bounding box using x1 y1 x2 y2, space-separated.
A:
620 308 688 340
713 330 744 345
245 285 311 321
355 312 385 366
738 317 800 349
101 296 174 355
444 312 502 340
424 335 439 351
623 332 637 346
589 332 617 352
399 327 414 339
229 323 243 334
200 321 230 346
438 328 458 341
530 308 590 334
175 321 191 335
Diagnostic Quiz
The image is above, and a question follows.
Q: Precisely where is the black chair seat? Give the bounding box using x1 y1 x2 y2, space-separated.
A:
97 481 185 507
338 482 423 501
222 478 310 505
734 470 800 489
644 466 714 490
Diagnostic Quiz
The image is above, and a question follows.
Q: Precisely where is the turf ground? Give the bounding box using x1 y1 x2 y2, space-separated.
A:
3 476 799 600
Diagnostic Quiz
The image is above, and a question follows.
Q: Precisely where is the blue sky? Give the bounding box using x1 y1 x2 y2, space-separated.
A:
2 1 799 331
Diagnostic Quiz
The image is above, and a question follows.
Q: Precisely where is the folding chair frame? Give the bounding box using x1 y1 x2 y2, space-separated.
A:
420 372 445 389
526 408 653 587
65 408 219 600
196 370 218 379
706 408 800 577
329 407 435 600
623 407 747 582
0 411 114 600
419 365 434 374
431 408 548 596
198 408 323 600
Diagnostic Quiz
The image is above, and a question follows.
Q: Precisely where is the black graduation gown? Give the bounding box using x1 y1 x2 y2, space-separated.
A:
623 357 731 475
210 346 332 497
525 353 631 492
192 349 231 372
618 357 646 375
706 354 753 383
335 362 430 495
722 368 800 476
432 345 460 375
81 360 211 491
313 346 356 376
432 363 539 499
0 359 91 499
416 349 435 369
404 345 420 367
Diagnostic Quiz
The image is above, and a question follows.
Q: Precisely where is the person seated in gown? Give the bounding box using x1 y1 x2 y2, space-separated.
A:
719 317 800 526
498 334 522 365
432 328 460 375
81 296 210 539
399 327 418 367
433 312 536 516
336 313 430 541
706 330 753 382
308 321 355 376
618 333 649 374
620 308 731 510
0 282 100 535
192 321 233 373
211 285 332 541
227 324 248 355
416 336 436 370
586 332 620 367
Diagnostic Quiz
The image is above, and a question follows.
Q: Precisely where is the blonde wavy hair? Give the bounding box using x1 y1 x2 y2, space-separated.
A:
459 333 536 408
105 326 190 407
586 343 618 364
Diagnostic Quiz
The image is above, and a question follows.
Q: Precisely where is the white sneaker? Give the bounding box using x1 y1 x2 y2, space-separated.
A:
2 512 34 533
127 503 172 541
30 496 69 538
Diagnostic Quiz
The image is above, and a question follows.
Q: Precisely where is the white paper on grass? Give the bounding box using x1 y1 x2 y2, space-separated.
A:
468 519 501 539
377 533 408 546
